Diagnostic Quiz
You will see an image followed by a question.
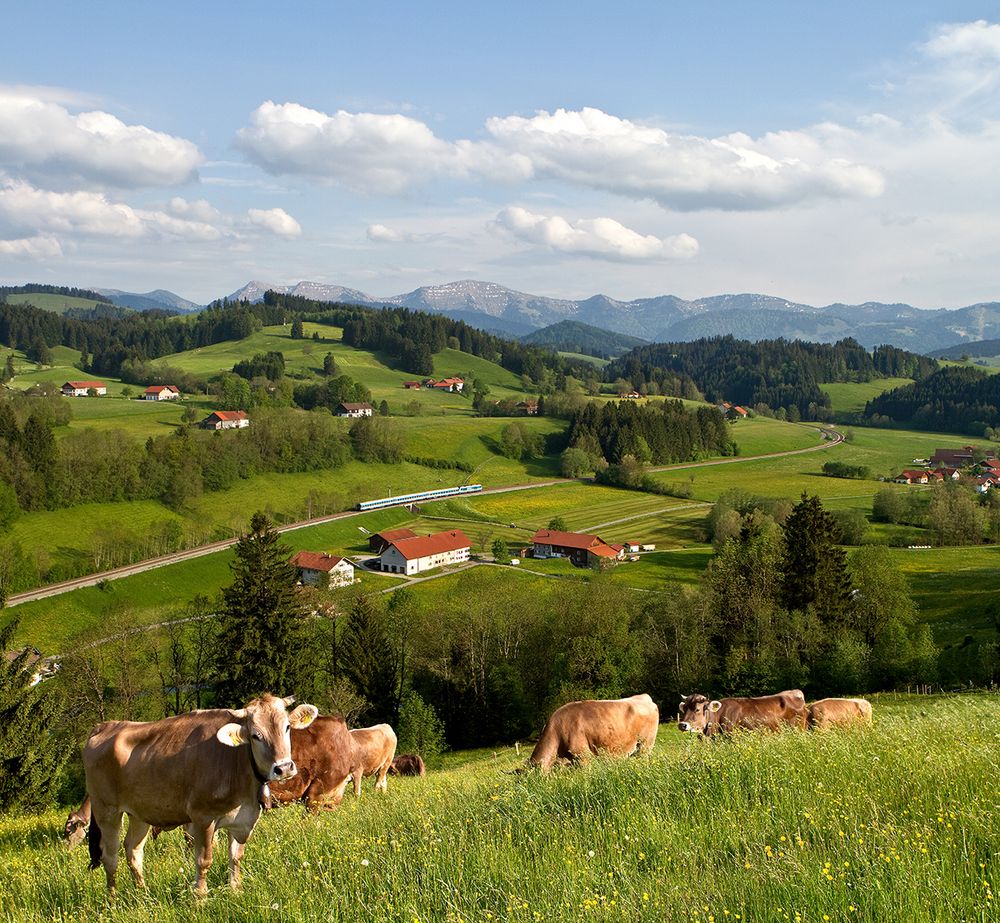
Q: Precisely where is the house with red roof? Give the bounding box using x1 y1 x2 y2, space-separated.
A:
530 528 623 567
894 470 929 485
201 410 249 430
338 401 373 418
368 528 418 553
377 529 471 575
289 551 355 587
143 384 180 401
61 380 106 396
424 377 465 392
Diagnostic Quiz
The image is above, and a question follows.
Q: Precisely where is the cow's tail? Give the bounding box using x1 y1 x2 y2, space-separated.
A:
88 814 102 870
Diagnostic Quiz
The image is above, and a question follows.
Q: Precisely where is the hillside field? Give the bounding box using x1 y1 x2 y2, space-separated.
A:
3 292 112 314
0 694 995 923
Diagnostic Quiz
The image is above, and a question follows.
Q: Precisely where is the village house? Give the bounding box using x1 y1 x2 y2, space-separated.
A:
402 381 421 390
368 528 418 553
201 410 250 430
930 445 998 468
338 401 373 418
377 529 471 575
516 399 539 416
894 470 930 485
717 401 749 419
61 380 106 397
618 390 642 400
530 528 623 567
143 384 180 401
289 551 355 587
424 377 465 392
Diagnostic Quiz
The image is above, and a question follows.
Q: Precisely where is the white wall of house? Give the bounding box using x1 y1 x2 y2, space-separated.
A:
300 560 355 586
379 544 470 575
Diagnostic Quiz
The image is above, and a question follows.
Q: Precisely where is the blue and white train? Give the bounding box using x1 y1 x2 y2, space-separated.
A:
357 483 483 512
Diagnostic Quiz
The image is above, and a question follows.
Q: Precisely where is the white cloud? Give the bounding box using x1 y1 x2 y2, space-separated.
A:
168 196 221 222
367 223 404 242
0 234 62 259
247 207 301 238
0 91 202 188
483 108 885 211
492 206 698 261
924 20 1000 62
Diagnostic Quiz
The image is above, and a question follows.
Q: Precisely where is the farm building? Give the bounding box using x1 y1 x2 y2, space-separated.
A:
61 380 106 396
3 647 59 686
894 470 930 485
338 402 373 418
402 381 421 390
618 391 642 400
930 446 997 467
377 529 471 575
368 528 418 553
424 377 465 392
289 551 355 587
201 410 249 430
530 528 623 567
516 400 539 416
143 385 180 401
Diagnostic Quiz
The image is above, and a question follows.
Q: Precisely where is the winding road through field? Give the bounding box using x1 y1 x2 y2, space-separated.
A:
4 424 842 608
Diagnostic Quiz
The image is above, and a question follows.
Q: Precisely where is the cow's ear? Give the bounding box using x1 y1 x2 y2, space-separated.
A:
708 700 722 713
289 704 319 729
217 722 248 747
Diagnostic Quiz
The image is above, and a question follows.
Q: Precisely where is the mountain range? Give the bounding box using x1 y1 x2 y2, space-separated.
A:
223 279 1000 353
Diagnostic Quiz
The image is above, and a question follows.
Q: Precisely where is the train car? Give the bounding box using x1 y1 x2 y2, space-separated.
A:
357 484 482 512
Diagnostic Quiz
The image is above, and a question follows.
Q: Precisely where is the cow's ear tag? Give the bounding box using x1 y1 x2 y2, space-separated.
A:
708 700 722 713
289 704 319 729
217 723 247 746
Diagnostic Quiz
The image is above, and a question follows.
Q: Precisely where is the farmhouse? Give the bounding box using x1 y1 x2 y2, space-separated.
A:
143 385 180 401
289 551 355 587
531 528 623 567
201 410 249 430
516 400 539 416
3 647 59 686
424 377 465 392
368 528 418 553
930 446 997 467
894 469 929 485
618 391 642 400
338 402 373 418
61 380 106 397
378 529 471 575
402 381 421 390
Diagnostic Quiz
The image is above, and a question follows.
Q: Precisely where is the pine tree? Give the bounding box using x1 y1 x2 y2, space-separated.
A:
212 513 309 705
780 493 854 626
290 316 304 340
0 619 68 812
338 594 398 723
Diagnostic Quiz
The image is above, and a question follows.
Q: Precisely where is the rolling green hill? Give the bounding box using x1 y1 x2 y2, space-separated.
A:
521 319 647 358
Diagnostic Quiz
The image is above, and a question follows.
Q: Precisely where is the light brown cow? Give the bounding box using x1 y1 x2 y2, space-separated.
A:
677 690 807 737
389 753 426 776
64 795 91 847
807 697 873 730
349 724 397 796
528 693 659 772
83 694 317 894
270 715 357 811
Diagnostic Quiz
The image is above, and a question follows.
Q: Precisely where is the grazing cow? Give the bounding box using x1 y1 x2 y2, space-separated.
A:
528 694 659 772
807 697 873 730
270 715 357 811
389 753 426 776
677 690 808 737
83 694 317 894
349 724 398 795
64 795 91 847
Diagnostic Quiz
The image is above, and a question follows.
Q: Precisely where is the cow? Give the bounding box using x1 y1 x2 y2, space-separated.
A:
807 697 873 730
64 795 91 848
83 694 317 894
677 690 808 737
349 724 397 796
389 753 426 777
528 693 659 772
270 714 357 811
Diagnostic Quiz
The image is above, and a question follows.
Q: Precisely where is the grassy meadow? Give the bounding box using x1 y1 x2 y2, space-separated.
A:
0 693 995 922
819 378 914 413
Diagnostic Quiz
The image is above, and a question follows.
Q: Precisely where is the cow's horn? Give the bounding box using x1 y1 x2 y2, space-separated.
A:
282 695 296 707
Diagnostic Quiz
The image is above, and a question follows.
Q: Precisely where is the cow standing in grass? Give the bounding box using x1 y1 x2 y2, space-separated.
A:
63 795 91 848
270 714 357 811
529 694 660 772
350 724 397 795
807 697 873 730
677 690 808 736
389 753 426 776
83 694 317 894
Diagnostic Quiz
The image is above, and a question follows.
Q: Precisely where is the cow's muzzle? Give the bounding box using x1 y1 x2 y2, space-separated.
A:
271 759 296 780
678 722 690 732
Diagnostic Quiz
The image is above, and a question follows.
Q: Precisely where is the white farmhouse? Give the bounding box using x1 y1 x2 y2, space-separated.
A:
289 551 355 587
143 385 180 401
338 402 374 418
61 380 107 396
377 529 471 576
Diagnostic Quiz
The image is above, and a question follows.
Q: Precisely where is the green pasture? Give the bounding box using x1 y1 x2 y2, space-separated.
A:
558 350 609 367
3 292 111 314
0 694 996 923
726 418 827 456
820 378 914 412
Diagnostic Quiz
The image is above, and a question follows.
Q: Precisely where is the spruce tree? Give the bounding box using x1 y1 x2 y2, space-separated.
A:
338 594 397 723
290 316 304 339
780 493 854 627
0 619 68 812
212 513 309 706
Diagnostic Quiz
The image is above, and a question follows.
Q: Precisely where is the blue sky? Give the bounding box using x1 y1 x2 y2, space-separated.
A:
2 2 999 307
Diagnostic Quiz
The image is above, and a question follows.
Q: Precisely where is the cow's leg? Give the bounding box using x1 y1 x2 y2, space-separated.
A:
94 808 123 892
227 831 247 890
376 761 389 792
123 815 151 888
190 823 215 895
353 769 363 798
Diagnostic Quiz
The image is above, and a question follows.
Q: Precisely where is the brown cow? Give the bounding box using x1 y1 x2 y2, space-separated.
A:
528 693 659 772
64 795 91 847
349 724 397 796
389 753 426 776
677 690 807 737
83 694 317 894
270 715 357 811
807 697 873 730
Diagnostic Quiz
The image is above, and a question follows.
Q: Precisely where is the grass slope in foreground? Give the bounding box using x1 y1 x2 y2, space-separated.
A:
0 694 996 922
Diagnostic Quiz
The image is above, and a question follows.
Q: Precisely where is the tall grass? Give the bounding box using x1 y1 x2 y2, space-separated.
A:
1 695 996 921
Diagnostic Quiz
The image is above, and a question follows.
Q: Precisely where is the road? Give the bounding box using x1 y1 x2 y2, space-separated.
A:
4 424 841 608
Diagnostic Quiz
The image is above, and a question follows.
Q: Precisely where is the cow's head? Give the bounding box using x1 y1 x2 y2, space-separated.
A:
64 813 88 848
216 694 318 782
677 693 721 734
